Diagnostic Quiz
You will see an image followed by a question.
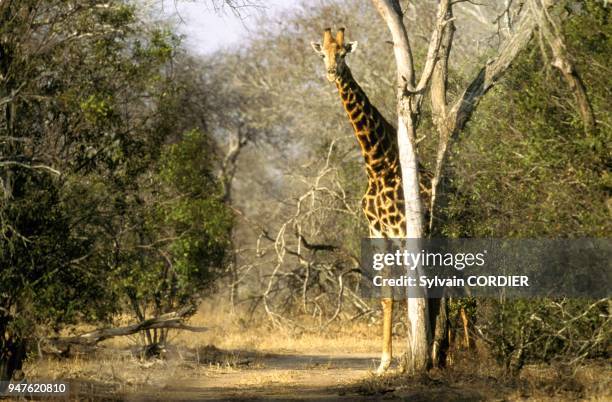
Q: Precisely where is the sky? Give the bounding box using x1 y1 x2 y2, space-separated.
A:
157 0 301 54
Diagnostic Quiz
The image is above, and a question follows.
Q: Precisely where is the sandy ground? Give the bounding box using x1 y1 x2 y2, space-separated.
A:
24 347 392 400
18 306 611 401
24 339 611 401
126 351 380 401
30 348 491 401
22 307 400 401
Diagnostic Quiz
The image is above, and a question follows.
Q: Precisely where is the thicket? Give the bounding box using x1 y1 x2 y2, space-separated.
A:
438 0 611 374
209 0 610 375
0 1 231 380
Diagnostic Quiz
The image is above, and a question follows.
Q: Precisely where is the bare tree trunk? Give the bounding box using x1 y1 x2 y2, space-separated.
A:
429 3 542 223
0 338 25 383
398 117 430 373
372 0 451 373
220 124 249 314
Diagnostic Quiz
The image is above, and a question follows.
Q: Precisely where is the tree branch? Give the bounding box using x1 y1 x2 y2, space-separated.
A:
528 0 595 133
41 308 206 356
371 0 416 88
448 7 538 136
0 161 61 176
429 5 456 230
414 0 452 94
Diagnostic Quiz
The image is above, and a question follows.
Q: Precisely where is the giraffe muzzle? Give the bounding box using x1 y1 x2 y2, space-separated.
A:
326 68 337 81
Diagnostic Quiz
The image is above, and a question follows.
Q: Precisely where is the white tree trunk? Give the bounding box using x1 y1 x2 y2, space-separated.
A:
372 0 447 373
397 118 423 238
397 114 430 373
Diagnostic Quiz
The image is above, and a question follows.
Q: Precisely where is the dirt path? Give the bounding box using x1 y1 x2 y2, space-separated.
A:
28 344 610 401
125 352 381 401
119 350 492 401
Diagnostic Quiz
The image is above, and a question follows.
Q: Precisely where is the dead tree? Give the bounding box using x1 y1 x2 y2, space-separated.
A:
233 138 372 331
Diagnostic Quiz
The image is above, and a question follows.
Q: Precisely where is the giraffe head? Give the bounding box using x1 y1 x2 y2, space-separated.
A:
311 28 358 82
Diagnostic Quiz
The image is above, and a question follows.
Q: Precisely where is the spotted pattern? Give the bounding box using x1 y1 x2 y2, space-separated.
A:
335 67 407 238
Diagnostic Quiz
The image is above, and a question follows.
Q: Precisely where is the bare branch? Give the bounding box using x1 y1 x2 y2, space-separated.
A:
0 161 61 176
371 0 416 88
448 10 536 135
414 0 453 94
429 6 456 231
424 5 539 226
528 0 596 133
220 123 251 202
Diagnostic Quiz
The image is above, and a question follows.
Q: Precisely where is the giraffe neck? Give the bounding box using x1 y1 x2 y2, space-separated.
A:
335 66 406 238
334 67 398 177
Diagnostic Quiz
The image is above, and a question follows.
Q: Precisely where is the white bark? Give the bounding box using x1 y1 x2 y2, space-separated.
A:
372 0 451 373
397 116 430 372
397 120 423 238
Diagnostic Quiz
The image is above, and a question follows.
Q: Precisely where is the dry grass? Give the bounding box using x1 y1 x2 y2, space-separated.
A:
22 300 387 399
19 300 611 401
96 298 390 356
168 301 393 355
350 356 612 401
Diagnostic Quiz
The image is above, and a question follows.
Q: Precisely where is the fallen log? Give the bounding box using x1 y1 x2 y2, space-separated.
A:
41 309 208 356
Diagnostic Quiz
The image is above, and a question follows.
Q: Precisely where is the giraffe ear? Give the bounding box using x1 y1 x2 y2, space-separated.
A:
311 42 324 56
345 41 358 53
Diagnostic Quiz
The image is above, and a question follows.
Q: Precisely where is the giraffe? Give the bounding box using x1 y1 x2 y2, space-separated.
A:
312 27 407 374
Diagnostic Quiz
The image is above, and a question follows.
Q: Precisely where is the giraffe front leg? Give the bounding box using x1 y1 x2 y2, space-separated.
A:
376 297 393 374
460 306 470 349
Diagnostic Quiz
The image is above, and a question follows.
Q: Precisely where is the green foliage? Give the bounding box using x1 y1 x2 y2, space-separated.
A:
0 171 110 328
0 0 231 376
478 298 610 375
436 0 611 373
120 130 232 316
440 0 610 238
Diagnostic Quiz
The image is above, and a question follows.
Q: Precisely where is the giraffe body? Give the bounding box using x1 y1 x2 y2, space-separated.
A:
312 28 407 374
